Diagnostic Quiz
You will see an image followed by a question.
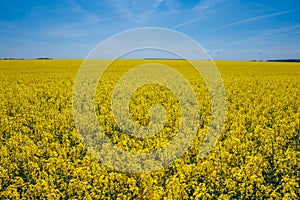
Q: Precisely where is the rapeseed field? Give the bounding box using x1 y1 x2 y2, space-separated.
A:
0 60 299 199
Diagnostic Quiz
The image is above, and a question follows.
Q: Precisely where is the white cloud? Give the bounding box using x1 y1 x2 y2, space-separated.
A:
251 50 263 55
211 48 230 54
238 50 263 55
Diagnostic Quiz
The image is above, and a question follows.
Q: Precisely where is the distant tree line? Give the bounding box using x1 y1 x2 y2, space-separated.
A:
251 59 300 62
0 57 52 60
143 58 187 60
266 59 300 62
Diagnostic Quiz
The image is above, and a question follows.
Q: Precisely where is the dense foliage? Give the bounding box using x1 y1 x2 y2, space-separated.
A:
0 60 299 199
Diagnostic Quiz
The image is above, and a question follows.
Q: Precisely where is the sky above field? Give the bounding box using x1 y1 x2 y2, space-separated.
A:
0 0 300 60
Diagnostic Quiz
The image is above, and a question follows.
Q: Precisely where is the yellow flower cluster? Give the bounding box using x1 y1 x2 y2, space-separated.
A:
0 60 299 199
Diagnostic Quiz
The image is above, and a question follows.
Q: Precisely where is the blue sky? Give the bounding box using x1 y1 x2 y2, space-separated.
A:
0 0 299 60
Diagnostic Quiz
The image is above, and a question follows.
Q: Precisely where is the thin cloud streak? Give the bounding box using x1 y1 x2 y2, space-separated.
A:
209 10 294 32
193 0 227 11
262 24 300 37
238 24 300 43
108 0 170 23
173 17 202 28
174 0 229 28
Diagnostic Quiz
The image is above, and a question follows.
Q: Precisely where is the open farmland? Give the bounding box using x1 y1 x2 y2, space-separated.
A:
0 60 299 199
